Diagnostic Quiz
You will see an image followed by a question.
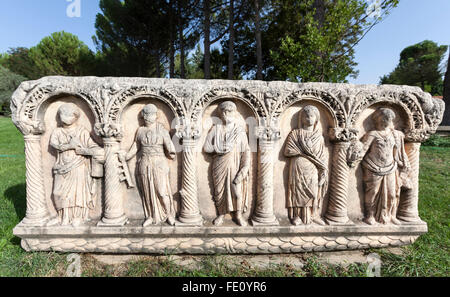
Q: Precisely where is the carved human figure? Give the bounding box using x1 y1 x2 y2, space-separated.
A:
284 105 328 225
347 108 411 225
204 101 250 226
50 103 103 226
120 104 177 226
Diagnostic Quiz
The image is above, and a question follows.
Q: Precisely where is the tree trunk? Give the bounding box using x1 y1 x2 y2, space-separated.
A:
155 53 161 78
442 49 450 125
169 0 175 78
204 0 211 79
227 0 235 80
178 0 186 78
313 0 326 81
254 0 263 80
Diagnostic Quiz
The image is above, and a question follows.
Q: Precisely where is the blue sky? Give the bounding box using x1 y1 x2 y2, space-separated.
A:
0 0 449 84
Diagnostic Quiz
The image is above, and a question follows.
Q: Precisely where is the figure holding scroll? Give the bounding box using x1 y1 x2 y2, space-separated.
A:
50 103 102 227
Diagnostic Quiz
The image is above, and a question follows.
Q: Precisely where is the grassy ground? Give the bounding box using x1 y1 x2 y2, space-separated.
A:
0 116 448 277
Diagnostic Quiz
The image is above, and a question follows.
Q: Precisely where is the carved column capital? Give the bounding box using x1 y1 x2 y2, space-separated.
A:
176 120 201 142
256 125 281 143
404 129 431 143
19 119 45 136
328 127 359 143
94 122 123 140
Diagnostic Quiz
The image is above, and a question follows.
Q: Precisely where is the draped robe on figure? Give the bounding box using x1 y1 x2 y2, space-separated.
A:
361 129 410 224
204 122 250 215
50 125 99 222
135 123 176 224
284 128 328 223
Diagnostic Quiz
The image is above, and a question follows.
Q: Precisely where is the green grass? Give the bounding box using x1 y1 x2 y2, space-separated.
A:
0 116 448 277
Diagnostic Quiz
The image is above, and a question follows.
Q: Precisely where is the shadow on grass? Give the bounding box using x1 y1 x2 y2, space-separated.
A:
4 183 26 222
4 183 26 246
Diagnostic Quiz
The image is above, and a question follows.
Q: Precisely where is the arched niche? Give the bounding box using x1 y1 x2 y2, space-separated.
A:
38 95 102 219
196 98 258 222
348 102 411 221
274 99 335 223
120 97 181 220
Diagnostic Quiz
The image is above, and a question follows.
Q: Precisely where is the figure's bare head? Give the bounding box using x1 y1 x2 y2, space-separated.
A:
374 108 395 130
300 105 320 129
219 101 237 124
58 103 80 126
142 104 158 124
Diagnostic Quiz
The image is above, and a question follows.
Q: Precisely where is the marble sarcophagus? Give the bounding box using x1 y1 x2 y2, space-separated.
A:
11 77 444 254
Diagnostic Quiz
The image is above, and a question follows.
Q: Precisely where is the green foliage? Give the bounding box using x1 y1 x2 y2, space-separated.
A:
94 0 200 77
0 66 27 115
174 45 204 79
380 40 448 95
28 31 96 76
422 135 450 147
0 53 8 67
1 48 41 80
268 0 398 82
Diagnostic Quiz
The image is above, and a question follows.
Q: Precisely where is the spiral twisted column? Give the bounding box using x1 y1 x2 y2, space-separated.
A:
98 137 128 226
178 139 203 225
324 128 357 225
325 142 352 224
22 135 52 226
397 142 422 222
251 139 279 225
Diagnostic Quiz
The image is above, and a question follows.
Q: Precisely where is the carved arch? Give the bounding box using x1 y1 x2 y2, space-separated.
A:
14 85 103 134
274 89 346 128
349 91 424 130
191 87 267 123
107 85 186 124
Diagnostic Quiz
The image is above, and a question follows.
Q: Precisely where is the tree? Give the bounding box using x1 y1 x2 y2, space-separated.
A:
268 0 399 82
94 0 200 78
202 0 229 79
380 40 448 95
0 66 27 115
254 0 263 80
2 47 41 79
0 53 9 68
29 31 96 76
174 44 204 79
94 0 168 77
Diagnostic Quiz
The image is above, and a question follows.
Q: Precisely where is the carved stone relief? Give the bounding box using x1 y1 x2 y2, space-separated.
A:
50 103 103 226
347 107 412 225
284 105 328 225
204 101 251 226
10 77 444 253
120 104 177 226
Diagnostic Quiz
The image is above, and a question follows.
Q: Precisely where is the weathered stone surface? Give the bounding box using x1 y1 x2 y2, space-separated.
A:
10 76 443 254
